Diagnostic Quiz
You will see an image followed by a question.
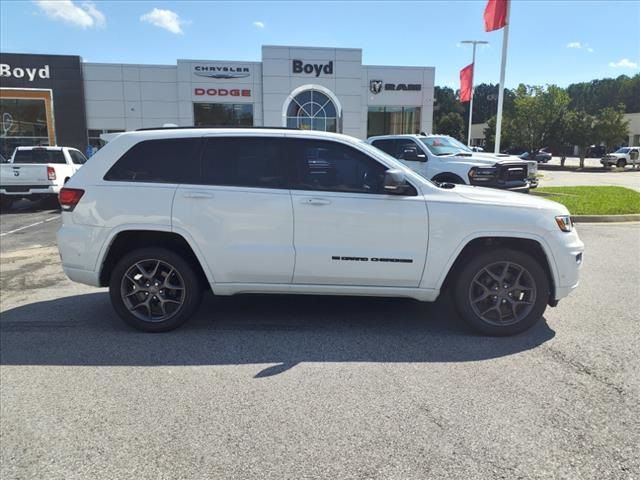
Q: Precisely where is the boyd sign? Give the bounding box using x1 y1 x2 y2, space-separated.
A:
0 63 50 82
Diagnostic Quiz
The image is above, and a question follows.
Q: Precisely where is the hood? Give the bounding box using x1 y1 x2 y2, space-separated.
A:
451 184 568 213
446 152 529 166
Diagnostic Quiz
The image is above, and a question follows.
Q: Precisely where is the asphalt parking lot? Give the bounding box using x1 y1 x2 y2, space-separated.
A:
1 203 639 479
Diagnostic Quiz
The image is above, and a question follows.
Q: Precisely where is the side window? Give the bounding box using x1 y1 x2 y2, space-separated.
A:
290 139 388 194
69 150 87 165
371 139 397 157
201 137 288 189
396 140 424 161
104 138 201 183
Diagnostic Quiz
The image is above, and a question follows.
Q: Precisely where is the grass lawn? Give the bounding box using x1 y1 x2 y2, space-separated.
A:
534 186 640 215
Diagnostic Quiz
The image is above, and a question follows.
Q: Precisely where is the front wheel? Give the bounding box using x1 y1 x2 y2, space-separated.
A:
616 158 627 168
454 249 549 336
109 247 203 332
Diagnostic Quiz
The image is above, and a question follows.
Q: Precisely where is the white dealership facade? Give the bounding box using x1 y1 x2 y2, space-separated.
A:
81 45 435 145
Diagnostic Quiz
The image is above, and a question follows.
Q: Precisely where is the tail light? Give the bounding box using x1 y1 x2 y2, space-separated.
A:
47 166 56 181
58 188 84 212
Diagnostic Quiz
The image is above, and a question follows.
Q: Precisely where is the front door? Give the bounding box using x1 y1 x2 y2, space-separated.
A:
172 136 295 284
288 138 428 287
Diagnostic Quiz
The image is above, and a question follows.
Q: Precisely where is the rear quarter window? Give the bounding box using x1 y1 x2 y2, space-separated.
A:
104 138 202 183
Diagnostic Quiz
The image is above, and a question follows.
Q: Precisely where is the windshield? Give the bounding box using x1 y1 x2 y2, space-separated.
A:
12 149 66 164
615 148 630 154
419 136 471 156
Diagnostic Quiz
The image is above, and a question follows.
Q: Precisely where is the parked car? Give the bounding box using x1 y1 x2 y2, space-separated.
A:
520 148 552 163
587 145 607 158
0 146 87 209
57 128 583 336
368 134 537 191
470 146 485 152
600 147 640 168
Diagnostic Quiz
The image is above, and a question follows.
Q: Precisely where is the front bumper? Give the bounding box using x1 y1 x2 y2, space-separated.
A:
545 229 584 301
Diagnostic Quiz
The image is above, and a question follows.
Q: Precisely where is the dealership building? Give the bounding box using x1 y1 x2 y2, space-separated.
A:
0 46 435 156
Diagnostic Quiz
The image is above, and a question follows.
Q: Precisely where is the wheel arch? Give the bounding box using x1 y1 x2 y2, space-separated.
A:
438 235 558 304
98 229 212 289
431 172 467 184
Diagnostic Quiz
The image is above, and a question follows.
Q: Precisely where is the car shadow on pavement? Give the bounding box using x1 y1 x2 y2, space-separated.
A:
0 291 555 377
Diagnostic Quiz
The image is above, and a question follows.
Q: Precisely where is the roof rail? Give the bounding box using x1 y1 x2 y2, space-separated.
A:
135 126 300 132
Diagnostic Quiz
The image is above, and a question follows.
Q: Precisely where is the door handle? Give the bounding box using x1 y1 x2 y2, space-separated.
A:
304 198 331 206
183 191 213 199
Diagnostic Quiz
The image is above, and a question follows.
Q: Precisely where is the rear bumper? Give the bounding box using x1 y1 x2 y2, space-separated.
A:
57 221 108 287
0 185 60 196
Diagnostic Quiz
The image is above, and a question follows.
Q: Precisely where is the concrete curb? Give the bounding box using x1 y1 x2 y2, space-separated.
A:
572 214 640 223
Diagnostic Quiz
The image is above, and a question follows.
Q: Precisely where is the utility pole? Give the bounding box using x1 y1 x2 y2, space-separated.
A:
461 40 489 147
494 1 511 154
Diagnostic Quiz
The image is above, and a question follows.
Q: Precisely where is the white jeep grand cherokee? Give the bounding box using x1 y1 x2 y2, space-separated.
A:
57 128 584 335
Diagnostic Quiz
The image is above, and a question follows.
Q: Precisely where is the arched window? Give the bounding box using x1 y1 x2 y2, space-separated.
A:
285 89 338 132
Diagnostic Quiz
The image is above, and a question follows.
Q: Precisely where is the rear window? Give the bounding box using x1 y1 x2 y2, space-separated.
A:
13 149 66 164
104 138 201 183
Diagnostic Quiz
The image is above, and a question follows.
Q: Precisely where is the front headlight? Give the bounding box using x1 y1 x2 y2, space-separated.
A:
555 215 573 232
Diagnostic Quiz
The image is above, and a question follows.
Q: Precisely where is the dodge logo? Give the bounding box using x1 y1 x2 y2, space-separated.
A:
370 80 383 94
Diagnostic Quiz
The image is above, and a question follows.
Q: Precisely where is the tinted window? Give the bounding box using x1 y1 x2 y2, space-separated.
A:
396 139 423 160
104 138 201 183
201 137 288 189
69 150 87 165
13 149 65 164
290 139 388 194
371 139 397 156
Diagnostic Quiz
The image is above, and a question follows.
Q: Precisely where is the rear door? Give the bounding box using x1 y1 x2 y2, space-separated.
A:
288 138 428 287
172 136 295 284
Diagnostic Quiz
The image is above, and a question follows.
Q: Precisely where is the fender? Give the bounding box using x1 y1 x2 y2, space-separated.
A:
429 230 560 293
94 224 216 286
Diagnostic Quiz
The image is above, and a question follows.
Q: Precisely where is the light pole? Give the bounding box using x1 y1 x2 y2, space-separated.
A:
461 40 488 147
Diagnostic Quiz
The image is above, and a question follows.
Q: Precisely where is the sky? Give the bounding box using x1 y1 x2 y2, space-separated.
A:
1 0 639 89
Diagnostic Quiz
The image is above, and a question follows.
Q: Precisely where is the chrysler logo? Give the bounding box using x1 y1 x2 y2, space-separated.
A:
370 80 383 94
193 65 250 79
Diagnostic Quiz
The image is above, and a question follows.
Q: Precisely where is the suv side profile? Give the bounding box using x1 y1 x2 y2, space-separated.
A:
57 128 583 336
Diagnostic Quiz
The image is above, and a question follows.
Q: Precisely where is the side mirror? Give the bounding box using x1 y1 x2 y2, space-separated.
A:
383 169 411 194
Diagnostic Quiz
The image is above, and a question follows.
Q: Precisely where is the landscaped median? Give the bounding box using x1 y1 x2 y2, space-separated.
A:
532 186 640 221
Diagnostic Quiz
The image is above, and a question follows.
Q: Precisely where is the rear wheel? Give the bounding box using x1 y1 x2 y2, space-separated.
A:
454 249 549 336
109 248 203 332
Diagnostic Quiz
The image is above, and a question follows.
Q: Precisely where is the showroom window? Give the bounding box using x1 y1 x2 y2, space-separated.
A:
367 106 421 137
194 103 253 127
0 97 51 159
286 89 338 132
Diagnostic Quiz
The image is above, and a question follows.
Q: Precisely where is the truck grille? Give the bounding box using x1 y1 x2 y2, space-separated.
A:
497 164 527 182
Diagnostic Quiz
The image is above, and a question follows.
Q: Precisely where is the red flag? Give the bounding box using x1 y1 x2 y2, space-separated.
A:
484 0 508 32
459 64 473 103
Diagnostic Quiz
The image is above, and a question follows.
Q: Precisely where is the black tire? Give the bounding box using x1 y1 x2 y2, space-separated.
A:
616 158 626 168
0 195 14 211
432 173 465 184
109 247 203 332
42 195 60 210
453 248 549 336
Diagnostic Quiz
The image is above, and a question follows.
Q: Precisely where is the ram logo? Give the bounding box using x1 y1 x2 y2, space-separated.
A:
370 80 383 94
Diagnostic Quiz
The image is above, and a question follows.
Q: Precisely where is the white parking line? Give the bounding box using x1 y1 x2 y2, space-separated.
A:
0 215 60 237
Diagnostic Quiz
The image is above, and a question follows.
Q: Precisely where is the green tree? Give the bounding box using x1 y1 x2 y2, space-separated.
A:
594 105 630 150
565 110 596 168
433 86 464 128
483 115 515 152
509 84 571 153
436 112 465 140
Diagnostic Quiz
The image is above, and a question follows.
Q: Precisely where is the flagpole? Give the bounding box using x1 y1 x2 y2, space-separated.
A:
461 40 488 146
494 0 510 154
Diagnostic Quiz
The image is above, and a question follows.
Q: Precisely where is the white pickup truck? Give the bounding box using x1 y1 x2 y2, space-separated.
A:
368 134 538 192
0 146 87 209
